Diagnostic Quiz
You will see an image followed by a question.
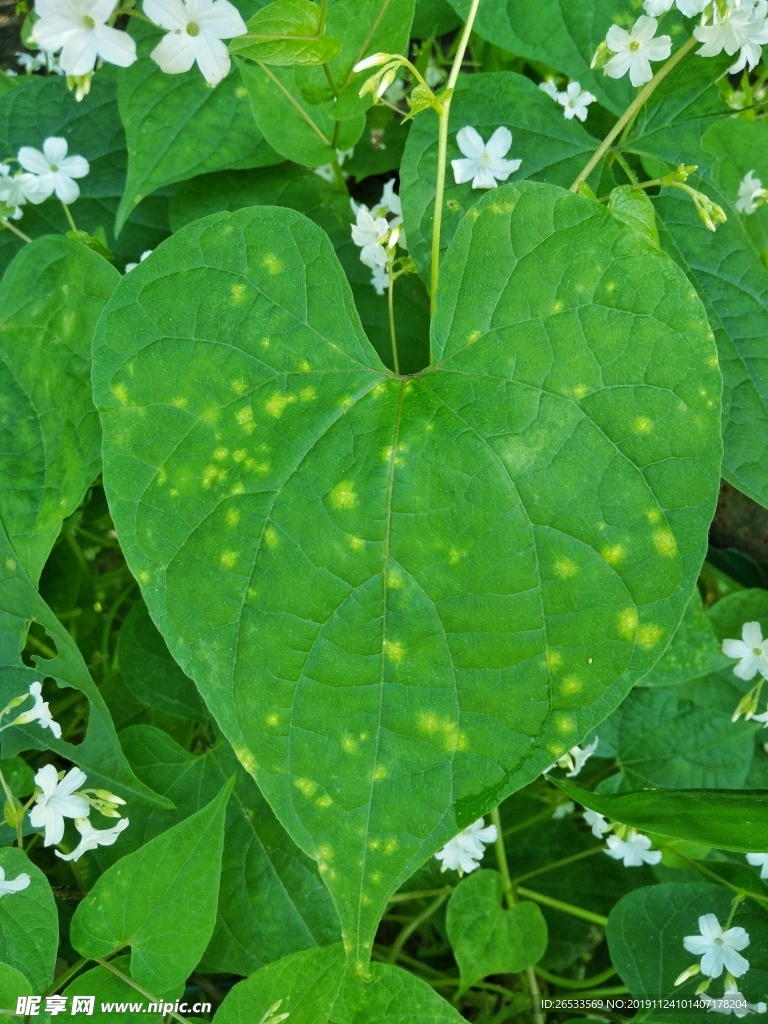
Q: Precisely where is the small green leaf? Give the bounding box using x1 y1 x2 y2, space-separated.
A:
607 186 659 249
556 781 768 853
0 236 119 583
231 0 341 65
0 962 31 1008
446 871 547 995
0 848 57 992
71 779 233 992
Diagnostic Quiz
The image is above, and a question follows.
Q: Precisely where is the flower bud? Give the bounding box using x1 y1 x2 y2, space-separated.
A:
674 963 701 986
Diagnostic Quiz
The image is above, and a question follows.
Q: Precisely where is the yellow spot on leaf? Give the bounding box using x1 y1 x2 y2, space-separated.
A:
646 508 662 524
230 482 245 495
552 299 564 314
602 544 625 567
300 387 317 402
266 713 280 726
220 550 238 570
171 395 188 408
231 378 247 395
637 623 663 649
299 360 311 372
573 384 589 399
137 570 150 585
448 548 463 565
555 713 576 735
561 675 582 695
634 416 653 435
4 559 15 572
653 529 677 557
294 777 317 798
233 449 246 463
384 640 404 662
263 254 283 274
330 480 357 509
619 607 638 640
236 406 255 434
213 447 228 461
316 794 333 809
112 383 129 405
265 527 279 549
265 393 295 419
226 508 240 527
372 765 388 781
554 557 578 579
342 735 358 754
547 650 563 673
384 838 397 854
231 283 247 303
386 570 402 589
349 536 365 552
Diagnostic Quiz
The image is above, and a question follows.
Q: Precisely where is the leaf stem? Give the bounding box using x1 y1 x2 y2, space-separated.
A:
317 0 329 34
388 886 453 903
61 201 78 232
0 769 22 848
387 891 447 963
535 965 619 990
569 34 698 193
429 0 481 316
1 218 32 243
516 885 609 927
510 845 602 885
95 960 195 1024
387 258 400 375
42 957 89 997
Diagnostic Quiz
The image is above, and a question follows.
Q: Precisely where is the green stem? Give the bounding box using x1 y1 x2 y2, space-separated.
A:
569 33 698 193
387 891 447 964
1 218 32 243
322 61 339 97
516 886 609 927
61 201 78 232
387 259 400 375
611 149 640 186
42 957 88 997
535 965 618 990
330 156 348 194
675 852 768 907
429 0 481 315
490 808 546 1024
317 0 329 33
0 769 22 849
24 633 58 660
502 807 555 838
388 886 453 903
511 846 602 885
95 960 195 1024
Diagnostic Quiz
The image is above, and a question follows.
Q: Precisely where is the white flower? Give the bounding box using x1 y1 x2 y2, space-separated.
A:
752 706 768 726
31 0 137 76
0 867 31 898
370 264 390 296
451 126 522 190
558 81 596 122
425 60 443 89
383 76 407 104
538 79 560 101
145 0 247 87
698 979 767 1018
643 0 708 15
694 0 768 74
351 205 390 269
722 622 768 681
434 817 498 875
683 914 750 979
0 165 47 209
604 829 662 867
746 852 768 879
604 16 672 88
29 764 89 847
548 737 600 778
735 170 765 215
11 681 62 739
55 816 129 862
584 809 612 837
125 249 153 273
552 801 575 820
380 178 402 220
17 138 89 204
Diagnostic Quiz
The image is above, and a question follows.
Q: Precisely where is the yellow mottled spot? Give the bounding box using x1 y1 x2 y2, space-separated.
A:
263 254 283 274
342 735 358 755
416 713 468 752
561 675 582 695
384 838 397 854
547 742 567 757
247 586 258 600
156 467 167 486
265 393 295 419
220 550 238 570
265 527 279 549
299 360 311 372
317 844 333 861
547 650 563 673
602 544 625 567
554 556 578 579
637 623 663 649
4 558 15 572
201 405 220 424
316 794 333 809
261 337 270 349
233 449 246 463
467 329 482 345
386 570 402 589
235 85 247 98
231 483 245 496
236 406 255 434
606 281 617 293
266 713 280 726
300 387 317 402
213 447 228 461
619 607 638 640
707 353 719 368
634 416 653 435
359 732 369 741
372 383 387 398
170 488 179 497
294 777 318 798
171 395 188 408
231 283 247 303
202 465 219 489
552 299 564 314
448 548 462 565
646 508 662 524
231 378 247 395
384 640 404 663
370 871 383 884
349 536 365 552
112 383 129 405
368 838 380 850
226 508 240 527
330 480 356 509
653 529 677 557
555 713 576 735
573 384 589 399
372 765 388 781
137 570 150 585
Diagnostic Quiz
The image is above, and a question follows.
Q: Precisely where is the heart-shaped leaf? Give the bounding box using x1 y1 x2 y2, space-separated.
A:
446 871 547 994
94 181 721 965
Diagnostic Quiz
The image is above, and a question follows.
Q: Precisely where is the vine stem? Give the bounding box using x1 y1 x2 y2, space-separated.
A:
429 0 481 315
489 807 546 1024
1 218 32 243
516 886 609 927
95 960 195 1024
569 33 698 193
0 769 22 848
61 201 78 233
387 257 400 374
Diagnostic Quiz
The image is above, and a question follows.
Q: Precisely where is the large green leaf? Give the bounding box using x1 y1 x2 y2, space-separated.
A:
400 71 600 282
0 848 57 993
115 22 279 233
0 76 170 275
112 725 340 975
71 780 232 992
0 521 169 808
94 182 721 964
230 0 341 65
558 781 768 853
0 236 119 582
446 871 547 994
634 589 730 689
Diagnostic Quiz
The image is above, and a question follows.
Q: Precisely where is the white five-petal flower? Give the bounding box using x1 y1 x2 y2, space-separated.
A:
17 137 89 204
370 264 390 296
558 81 596 122
735 170 765 215
451 126 522 190
584 809 612 838
604 16 672 88
683 913 750 979
55 816 130 862
12 681 62 739
31 0 137 76
699 978 767 1018
351 205 391 269
434 818 498 875
29 764 89 847
125 249 153 273
538 79 560 101
0 867 31 898
0 164 48 210
144 0 247 87
643 0 708 16
722 621 768 681
694 0 768 74
746 852 768 879
604 829 662 867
